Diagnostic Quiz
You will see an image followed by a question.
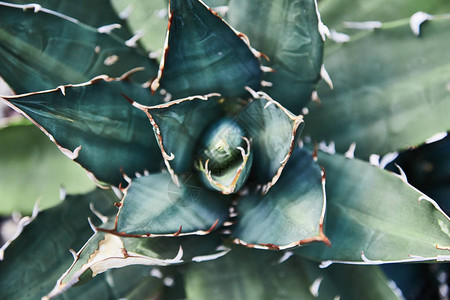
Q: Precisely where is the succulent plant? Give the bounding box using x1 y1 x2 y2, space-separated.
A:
0 0 449 299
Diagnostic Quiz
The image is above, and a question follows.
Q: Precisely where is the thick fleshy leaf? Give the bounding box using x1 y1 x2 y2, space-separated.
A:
0 189 117 299
3 77 163 186
304 1 450 158
49 225 229 298
0 2 158 94
112 173 230 236
236 92 304 191
131 94 223 183
185 246 400 300
226 0 324 114
62 266 165 300
0 124 94 215
196 118 253 194
296 151 450 264
9 0 136 41
151 0 262 98
233 148 329 250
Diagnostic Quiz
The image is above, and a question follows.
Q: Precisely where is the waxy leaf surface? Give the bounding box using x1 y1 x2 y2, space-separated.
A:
296 152 450 263
0 3 157 94
153 0 262 98
3 78 163 186
233 148 328 249
185 246 399 300
227 0 324 114
236 93 304 189
304 0 450 158
136 95 223 178
0 189 117 299
115 173 230 235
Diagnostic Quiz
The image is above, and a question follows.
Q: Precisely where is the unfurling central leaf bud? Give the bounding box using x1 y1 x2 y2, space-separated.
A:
195 117 253 194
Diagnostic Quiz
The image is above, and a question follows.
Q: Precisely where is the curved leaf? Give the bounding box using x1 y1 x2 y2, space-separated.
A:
233 147 329 250
3 77 163 186
131 94 223 184
184 246 400 300
113 173 230 236
0 3 158 94
151 0 262 99
0 124 94 215
236 92 304 191
50 223 229 298
0 189 117 299
304 3 450 158
296 151 450 264
226 0 324 114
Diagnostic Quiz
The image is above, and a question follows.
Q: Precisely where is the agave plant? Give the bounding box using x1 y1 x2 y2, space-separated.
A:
0 0 449 299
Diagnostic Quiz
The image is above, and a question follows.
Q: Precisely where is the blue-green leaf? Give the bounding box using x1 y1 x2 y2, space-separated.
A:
3 77 163 186
226 0 324 114
131 94 223 184
0 2 158 94
113 173 230 236
0 189 117 299
296 151 450 264
237 92 304 191
151 0 262 99
184 246 400 300
233 147 328 250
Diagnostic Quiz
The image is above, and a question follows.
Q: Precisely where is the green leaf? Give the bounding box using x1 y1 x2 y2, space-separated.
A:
304 2 450 158
49 223 229 298
196 117 253 194
0 189 118 299
0 2 158 94
184 246 400 300
233 148 329 250
131 94 223 182
0 124 95 215
296 151 450 263
114 173 230 236
226 0 324 114
236 92 304 190
3 77 163 186
8 0 136 41
56 266 165 300
151 0 262 99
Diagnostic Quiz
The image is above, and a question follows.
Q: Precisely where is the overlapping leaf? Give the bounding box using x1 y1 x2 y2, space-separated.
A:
152 0 262 99
233 148 328 250
113 173 230 236
185 246 400 300
0 189 117 299
0 2 158 94
236 92 304 190
131 94 223 183
3 77 163 186
296 151 450 263
304 0 450 158
49 224 229 298
226 0 324 114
